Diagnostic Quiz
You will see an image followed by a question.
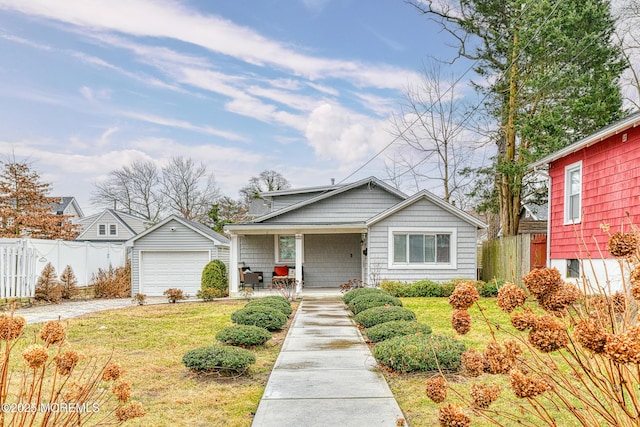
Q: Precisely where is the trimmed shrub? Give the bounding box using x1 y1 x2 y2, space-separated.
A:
380 280 455 298
365 320 432 343
197 288 223 301
348 293 402 314
354 306 416 328
343 287 387 305
163 288 186 303
373 334 466 373
201 259 228 297
476 280 501 297
245 298 292 316
231 306 287 331
216 324 272 347
260 295 292 307
182 345 256 373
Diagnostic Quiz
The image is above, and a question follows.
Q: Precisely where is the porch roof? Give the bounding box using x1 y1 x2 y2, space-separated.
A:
224 222 368 235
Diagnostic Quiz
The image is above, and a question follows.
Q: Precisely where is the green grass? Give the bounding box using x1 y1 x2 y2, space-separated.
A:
17 300 294 427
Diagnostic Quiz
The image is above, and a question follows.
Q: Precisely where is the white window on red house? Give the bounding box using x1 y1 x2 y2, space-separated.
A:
564 162 582 224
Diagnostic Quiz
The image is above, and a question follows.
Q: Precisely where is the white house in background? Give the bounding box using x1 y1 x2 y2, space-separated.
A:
225 176 486 295
76 209 151 243
50 197 84 222
126 215 230 297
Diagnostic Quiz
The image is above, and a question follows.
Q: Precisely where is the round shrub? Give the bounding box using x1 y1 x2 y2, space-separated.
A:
379 280 405 297
231 306 287 331
201 260 228 296
354 306 416 328
365 320 432 343
197 288 223 301
373 334 466 373
246 298 293 316
348 293 402 314
260 295 291 307
182 345 256 374
343 287 387 305
216 324 272 347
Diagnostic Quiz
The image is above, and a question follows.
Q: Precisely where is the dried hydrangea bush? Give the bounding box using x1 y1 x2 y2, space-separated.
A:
0 315 144 426
427 226 640 427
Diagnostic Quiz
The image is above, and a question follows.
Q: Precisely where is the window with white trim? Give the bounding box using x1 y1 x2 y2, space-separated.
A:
274 235 303 263
564 162 582 224
109 224 117 236
98 224 106 236
389 228 456 268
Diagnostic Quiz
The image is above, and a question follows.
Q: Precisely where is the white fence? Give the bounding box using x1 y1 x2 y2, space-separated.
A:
0 239 127 298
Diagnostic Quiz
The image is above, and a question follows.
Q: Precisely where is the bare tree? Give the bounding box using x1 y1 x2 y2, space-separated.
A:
161 157 220 221
239 170 290 205
615 0 640 108
92 160 162 222
387 62 479 208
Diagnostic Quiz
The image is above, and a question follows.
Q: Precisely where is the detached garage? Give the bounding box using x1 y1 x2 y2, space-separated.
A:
127 215 230 297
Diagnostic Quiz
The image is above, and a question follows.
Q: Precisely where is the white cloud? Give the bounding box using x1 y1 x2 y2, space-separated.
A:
0 0 420 90
305 102 391 164
121 111 247 141
79 86 111 102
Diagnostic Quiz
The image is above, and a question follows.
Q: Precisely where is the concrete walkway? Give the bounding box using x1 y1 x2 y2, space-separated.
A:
252 293 408 427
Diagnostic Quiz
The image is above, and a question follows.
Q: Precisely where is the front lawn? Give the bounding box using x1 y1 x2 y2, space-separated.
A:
20 300 293 427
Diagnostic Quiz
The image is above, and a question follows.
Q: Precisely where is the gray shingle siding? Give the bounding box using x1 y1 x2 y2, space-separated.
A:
303 234 361 287
265 186 403 224
366 199 478 283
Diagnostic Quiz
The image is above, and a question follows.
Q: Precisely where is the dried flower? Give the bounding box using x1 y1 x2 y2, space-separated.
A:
522 267 563 299
503 340 523 361
448 281 480 310
510 309 536 332
632 282 640 301
425 376 447 403
102 361 123 381
538 283 582 313
484 341 515 375
461 349 485 377
63 382 86 401
22 344 48 369
54 350 80 375
604 325 640 364
496 283 527 313
111 381 131 403
115 401 146 422
573 318 608 354
452 309 471 335
607 231 638 258
470 383 500 409
509 369 550 398
631 265 640 286
612 292 627 313
437 403 470 427
528 315 568 353
0 314 26 341
39 320 67 345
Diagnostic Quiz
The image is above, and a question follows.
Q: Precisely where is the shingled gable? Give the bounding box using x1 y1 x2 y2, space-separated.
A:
367 190 487 229
127 214 229 245
248 176 407 223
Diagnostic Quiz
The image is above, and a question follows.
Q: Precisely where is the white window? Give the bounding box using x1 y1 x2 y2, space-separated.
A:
564 162 582 224
98 224 106 236
274 235 303 263
389 227 456 269
109 224 117 236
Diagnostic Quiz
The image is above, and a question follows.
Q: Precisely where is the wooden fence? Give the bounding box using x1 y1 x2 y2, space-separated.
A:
482 234 534 285
0 239 126 299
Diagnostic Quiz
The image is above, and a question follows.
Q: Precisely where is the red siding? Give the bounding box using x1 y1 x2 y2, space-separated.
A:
549 126 640 259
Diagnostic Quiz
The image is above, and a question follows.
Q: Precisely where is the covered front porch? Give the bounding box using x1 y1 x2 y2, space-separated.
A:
226 224 368 296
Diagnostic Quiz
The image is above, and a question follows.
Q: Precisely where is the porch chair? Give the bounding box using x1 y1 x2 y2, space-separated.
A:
239 268 263 290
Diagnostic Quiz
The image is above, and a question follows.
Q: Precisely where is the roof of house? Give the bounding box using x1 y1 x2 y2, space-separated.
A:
50 196 84 217
248 176 407 224
530 110 640 168
126 215 230 246
521 204 548 221
76 209 148 239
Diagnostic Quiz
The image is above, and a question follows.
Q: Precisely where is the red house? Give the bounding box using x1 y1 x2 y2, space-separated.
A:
530 111 640 289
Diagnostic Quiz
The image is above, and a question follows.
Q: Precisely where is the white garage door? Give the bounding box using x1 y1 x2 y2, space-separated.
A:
140 251 210 296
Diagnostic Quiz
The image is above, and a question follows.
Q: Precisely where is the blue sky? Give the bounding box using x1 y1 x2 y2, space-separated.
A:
0 0 477 214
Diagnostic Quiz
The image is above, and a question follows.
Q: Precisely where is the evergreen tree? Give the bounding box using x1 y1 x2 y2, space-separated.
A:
410 0 626 235
0 160 79 239
59 265 79 300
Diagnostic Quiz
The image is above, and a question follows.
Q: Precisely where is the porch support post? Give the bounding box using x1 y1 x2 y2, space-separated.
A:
229 233 239 294
295 233 303 294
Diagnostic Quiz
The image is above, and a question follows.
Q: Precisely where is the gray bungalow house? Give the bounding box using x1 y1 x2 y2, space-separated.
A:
225 177 486 295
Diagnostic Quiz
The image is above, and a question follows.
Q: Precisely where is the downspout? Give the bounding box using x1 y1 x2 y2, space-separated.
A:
534 165 551 268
